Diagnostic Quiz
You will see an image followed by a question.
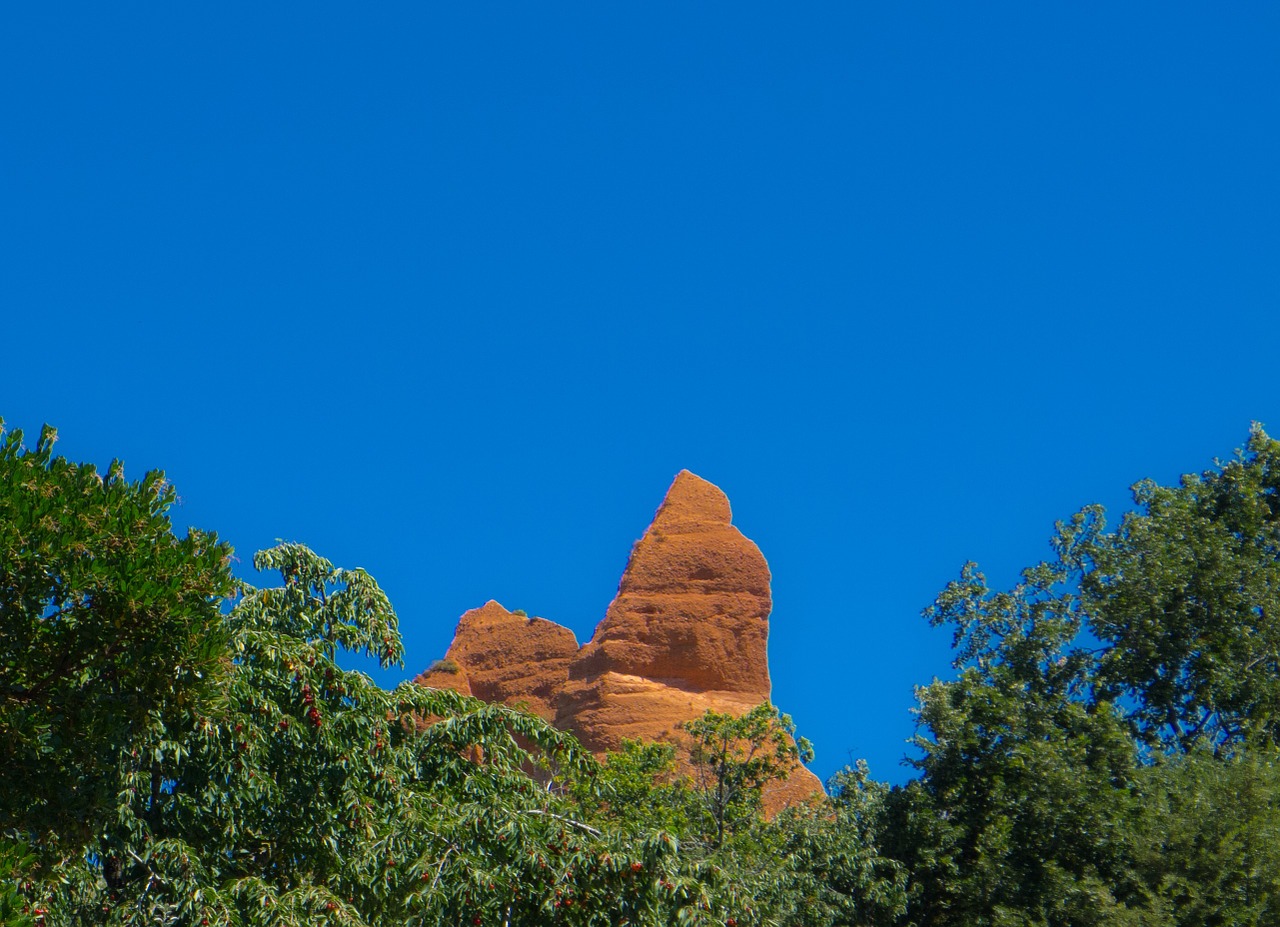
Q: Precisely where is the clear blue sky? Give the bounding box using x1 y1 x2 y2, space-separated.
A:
3 4 1278 785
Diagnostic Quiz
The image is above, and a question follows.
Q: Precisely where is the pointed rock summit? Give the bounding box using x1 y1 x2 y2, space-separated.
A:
416 471 823 812
569 470 772 696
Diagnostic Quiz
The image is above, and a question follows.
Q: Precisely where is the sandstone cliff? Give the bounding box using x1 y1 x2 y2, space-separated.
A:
415 471 823 812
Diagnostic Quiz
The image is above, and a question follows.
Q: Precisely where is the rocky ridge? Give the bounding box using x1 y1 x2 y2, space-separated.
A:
413 470 823 812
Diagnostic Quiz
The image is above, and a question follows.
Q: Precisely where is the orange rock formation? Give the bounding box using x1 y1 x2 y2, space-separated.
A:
413 600 578 721
415 470 823 812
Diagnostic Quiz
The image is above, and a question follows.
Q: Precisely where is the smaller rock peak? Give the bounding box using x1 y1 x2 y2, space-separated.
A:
651 470 733 530
458 600 516 626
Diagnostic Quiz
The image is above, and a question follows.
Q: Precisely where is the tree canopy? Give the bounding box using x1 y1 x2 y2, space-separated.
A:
4 419 1280 926
882 424 1280 927
0 420 234 851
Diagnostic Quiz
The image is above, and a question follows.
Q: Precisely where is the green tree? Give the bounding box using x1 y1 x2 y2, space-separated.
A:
0 841 35 927
0 420 234 851
919 425 1280 756
748 763 906 927
679 703 813 850
885 426 1280 926
1075 424 1280 751
25 543 732 927
574 738 695 838
576 720 903 927
1129 747 1280 927
886 553 1144 924
884 666 1145 927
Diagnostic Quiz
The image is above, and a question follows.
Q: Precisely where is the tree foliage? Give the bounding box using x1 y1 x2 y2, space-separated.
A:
0 420 234 850
883 425 1280 926
679 703 813 850
748 764 906 927
1130 748 1280 926
1081 424 1280 750
32 543 727 926
7 419 1280 927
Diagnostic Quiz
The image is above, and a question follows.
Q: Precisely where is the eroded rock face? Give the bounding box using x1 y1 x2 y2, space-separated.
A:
412 600 579 721
414 472 823 811
566 470 771 698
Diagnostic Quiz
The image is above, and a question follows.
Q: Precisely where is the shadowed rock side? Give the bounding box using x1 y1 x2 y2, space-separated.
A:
415 471 824 812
